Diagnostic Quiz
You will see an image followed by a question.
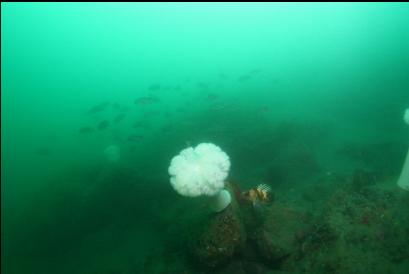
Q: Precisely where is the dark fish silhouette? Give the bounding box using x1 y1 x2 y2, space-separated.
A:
127 134 143 142
79 126 94 134
112 102 121 110
97 120 109 130
148 84 161 91
197 82 209 89
119 106 130 112
143 110 160 118
238 75 251 82
134 96 160 105
35 147 51 156
113 113 126 123
161 124 173 133
218 73 228 79
86 101 110 115
249 69 261 74
129 145 137 153
132 121 148 129
206 93 219 101
257 105 270 114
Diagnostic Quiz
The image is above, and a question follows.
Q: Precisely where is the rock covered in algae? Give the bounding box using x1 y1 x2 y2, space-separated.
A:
281 184 409 274
191 184 246 268
254 203 311 263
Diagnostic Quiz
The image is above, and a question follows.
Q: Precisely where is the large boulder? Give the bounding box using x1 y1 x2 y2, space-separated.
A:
191 183 246 268
254 203 311 263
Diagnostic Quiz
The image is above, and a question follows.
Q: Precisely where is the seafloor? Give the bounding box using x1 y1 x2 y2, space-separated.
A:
3 123 409 274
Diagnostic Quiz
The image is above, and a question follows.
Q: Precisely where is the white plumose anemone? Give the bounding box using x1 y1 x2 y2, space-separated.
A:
209 189 232 212
404 108 409 125
397 149 409 191
169 143 232 212
397 108 409 191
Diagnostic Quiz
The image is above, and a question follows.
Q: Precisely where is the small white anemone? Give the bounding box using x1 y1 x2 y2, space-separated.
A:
104 145 120 163
404 108 409 125
169 143 232 212
397 108 409 191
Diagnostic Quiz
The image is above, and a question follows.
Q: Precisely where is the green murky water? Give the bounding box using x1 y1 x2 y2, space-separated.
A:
2 3 409 274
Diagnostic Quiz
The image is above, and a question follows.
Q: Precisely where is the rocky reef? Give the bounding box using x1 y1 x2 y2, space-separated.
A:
144 172 409 274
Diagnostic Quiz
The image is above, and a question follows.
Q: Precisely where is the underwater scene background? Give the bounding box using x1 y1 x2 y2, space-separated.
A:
2 3 409 274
